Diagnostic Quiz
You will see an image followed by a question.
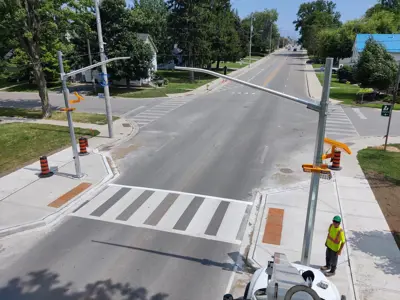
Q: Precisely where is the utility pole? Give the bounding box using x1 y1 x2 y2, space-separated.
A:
269 22 273 54
301 58 333 265
57 51 82 178
94 0 113 138
86 39 96 94
249 14 253 67
384 62 400 150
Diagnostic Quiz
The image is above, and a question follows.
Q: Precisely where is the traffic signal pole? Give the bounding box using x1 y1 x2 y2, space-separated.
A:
176 57 334 266
95 0 113 138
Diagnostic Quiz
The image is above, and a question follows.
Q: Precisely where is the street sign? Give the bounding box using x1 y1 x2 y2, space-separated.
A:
381 104 392 117
98 93 105 98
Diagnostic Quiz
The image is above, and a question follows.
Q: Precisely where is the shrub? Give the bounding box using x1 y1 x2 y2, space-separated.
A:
338 65 354 82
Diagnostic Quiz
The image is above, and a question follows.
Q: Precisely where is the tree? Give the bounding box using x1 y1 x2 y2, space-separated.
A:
242 9 279 54
293 0 341 53
98 0 153 88
208 0 242 69
131 0 171 64
166 0 214 70
354 38 399 91
0 0 76 117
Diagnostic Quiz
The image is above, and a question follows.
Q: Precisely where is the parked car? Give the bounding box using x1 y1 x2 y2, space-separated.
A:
157 60 175 70
319 66 338 74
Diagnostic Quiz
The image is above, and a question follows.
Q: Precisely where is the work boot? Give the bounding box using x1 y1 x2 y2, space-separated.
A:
320 266 330 271
325 270 336 277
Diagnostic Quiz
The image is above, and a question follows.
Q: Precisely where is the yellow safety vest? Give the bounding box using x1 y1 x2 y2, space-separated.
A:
326 224 345 252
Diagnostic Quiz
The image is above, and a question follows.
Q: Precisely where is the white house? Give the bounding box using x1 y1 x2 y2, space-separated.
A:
340 34 400 66
83 33 158 87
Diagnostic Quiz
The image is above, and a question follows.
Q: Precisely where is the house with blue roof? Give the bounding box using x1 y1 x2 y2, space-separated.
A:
339 34 400 66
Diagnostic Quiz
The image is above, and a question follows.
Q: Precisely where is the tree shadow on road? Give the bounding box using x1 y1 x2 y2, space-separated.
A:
348 230 400 275
0 99 60 110
0 269 168 300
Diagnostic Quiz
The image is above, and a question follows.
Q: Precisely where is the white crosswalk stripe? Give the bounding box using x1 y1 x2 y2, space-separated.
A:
130 98 194 128
325 105 358 139
71 184 252 244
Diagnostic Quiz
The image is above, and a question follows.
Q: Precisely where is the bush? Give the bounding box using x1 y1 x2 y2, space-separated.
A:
338 65 354 82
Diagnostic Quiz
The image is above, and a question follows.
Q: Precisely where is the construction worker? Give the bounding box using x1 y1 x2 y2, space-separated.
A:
320 215 346 276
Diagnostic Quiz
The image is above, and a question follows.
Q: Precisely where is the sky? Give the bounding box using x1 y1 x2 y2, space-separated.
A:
231 0 379 38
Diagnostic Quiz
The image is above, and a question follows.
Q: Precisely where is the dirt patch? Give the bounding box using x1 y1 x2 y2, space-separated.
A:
372 145 400 152
364 170 400 248
112 143 140 159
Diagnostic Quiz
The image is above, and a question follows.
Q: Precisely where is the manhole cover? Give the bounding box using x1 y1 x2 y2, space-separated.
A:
346 142 354 146
122 123 131 128
280 168 293 174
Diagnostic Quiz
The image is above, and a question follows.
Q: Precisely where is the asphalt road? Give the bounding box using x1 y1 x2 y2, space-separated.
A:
0 91 169 116
0 51 339 300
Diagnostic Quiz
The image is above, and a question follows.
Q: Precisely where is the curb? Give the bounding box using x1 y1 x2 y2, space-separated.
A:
0 154 114 238
241 190 264 271
0 120 139 238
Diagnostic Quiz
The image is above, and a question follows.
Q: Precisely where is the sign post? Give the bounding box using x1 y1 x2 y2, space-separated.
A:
384 62 400 151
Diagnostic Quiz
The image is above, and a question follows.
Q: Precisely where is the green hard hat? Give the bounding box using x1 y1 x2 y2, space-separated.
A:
333 215 341 223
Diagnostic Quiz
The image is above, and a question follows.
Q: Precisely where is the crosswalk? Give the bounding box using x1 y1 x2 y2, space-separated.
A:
326 105 359 139
130 98 194 129
72 184 252 244
231 91 258 96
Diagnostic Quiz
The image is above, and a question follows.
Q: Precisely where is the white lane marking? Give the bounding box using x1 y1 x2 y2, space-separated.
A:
74 214 241 245
74 186 121 215
185 198 221 235
252 93 255 95
217 202 247 242
327 119 353 124
138 112 165 116
109 184 253 205
120 106 146 118
157 194 194 228
248 69 265 82
101 189 144 219
260 146 269 164
126 191 169 225
325 132 357 137
326 128 358 134
352 108 367 120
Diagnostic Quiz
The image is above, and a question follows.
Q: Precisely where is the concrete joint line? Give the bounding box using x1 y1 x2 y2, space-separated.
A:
333 173 359 300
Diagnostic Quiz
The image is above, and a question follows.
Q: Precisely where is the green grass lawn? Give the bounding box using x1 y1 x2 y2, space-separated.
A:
358 147 400 184
244 55 264 61
358 146 400 248
0 107 118 125
315 73 398 109
101 70 218 98
0 123 99 175
312 63 324 69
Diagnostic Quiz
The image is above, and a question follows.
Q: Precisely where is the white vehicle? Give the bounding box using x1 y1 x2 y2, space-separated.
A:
224 253 345 300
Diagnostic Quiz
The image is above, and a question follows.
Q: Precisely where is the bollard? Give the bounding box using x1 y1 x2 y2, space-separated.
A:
79 137 89 156
329 150 342 170
39 156 54 178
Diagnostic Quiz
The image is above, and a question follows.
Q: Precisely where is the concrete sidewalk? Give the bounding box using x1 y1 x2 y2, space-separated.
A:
246 136 400 300
0 117 138 237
